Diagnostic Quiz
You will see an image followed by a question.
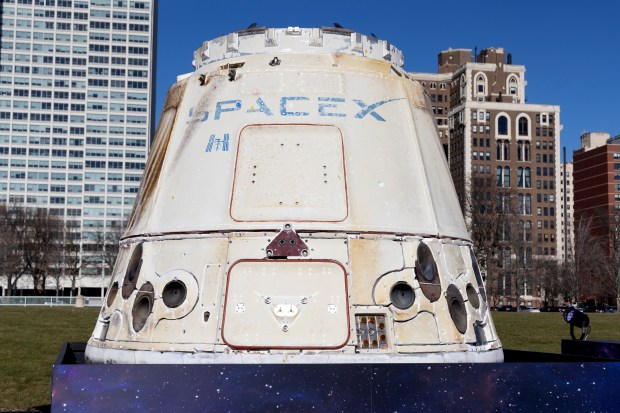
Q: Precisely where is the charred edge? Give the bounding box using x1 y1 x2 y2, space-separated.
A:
119 229 472 245
126 79 188 230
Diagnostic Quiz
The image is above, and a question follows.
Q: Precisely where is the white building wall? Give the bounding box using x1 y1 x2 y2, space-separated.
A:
0 0 157 293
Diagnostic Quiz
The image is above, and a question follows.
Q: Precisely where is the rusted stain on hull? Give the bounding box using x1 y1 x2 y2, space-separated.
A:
126 79 188 234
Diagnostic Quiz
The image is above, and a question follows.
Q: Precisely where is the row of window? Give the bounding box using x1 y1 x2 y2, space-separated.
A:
0 182 138 192
1 89 147 100
0 11 148 19
0 136 145 148
0 170 141 181
0 124 147 137
0 102 146 112
475 73 519 96
0 194 137 208
0 51 148 67
3 148 144 158
0 68 147 79
1 21 150 33
1 112 146 123
2 0 150 8
495 166 534 189
420 82 446 90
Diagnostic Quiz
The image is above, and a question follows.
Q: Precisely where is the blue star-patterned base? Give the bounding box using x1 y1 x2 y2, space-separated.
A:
51 345 620 412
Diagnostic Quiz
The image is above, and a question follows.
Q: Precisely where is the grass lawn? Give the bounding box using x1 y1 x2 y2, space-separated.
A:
0 307 99 410
492 312 620 353
0 307 619 410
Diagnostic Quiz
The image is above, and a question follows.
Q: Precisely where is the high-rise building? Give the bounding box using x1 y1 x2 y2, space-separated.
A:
572 132 620 305
573 132 618 246
0 0 157 294
559 161 574 262
411 48 561 307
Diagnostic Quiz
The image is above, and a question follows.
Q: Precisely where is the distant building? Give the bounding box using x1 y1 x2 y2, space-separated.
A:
573 132 620 247
411 47 562 307
0 0 158 295
572 132 620 304
559 162 574 262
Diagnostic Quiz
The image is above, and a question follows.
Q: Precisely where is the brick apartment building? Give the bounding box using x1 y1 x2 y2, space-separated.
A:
411 48 561 307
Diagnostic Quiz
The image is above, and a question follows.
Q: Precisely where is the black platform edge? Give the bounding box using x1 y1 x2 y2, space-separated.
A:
503 348 614 362
56 343 620 365
561 339 620 361
54 341 87 365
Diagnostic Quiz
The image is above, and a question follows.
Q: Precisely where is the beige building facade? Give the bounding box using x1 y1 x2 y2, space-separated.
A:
411 48 562 307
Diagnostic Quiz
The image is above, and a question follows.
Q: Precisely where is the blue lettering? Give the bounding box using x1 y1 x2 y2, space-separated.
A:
246 97 273 116
205 134 230 152
318 97 346 117
215 100 242 120
280 96 309 116
353 98 403 122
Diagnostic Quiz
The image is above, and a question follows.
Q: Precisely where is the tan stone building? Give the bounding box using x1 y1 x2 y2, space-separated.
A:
559 162 574 262
411 48 562 307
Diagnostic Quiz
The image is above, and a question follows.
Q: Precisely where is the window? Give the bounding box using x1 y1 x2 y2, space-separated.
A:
496 140 510 161
518 116 529 136
497 115 508 135
525 194 531 215
508 76 518 95
517 141 530 161
475 73 486 95
497 166 510 187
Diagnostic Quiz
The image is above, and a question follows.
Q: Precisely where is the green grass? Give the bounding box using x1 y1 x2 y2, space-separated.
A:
492 312 620 354
0 308 619 410
0 307 99 410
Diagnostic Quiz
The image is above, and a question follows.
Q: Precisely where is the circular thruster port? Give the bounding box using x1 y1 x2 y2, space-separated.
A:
162 280 187 308
466 283 480 309
416 242 437 282
390 282 415 310
106 282 119 307
132 282 154 332
122 243 143 299
446 284 467 334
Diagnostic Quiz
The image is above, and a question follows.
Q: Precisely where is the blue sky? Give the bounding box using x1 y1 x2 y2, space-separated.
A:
154 0 620 160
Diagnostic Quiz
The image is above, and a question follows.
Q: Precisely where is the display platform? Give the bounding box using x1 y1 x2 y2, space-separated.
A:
52 343 619 412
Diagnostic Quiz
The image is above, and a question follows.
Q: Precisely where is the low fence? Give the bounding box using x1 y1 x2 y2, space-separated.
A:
0 296 103 307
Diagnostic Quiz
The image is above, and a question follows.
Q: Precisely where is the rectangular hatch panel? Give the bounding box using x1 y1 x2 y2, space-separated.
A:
230 124 348 222
222 260 350 349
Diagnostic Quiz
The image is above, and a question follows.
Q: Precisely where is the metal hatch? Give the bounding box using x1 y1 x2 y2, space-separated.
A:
221 260 350 349
230 124 348 222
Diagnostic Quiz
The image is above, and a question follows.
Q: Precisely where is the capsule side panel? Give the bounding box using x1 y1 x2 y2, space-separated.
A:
123 54 468 239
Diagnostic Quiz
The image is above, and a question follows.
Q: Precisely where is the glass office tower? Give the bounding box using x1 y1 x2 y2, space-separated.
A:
0 0 157 294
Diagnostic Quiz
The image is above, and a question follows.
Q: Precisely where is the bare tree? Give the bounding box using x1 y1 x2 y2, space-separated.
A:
563 216 606 305
532 256 562 306
597 210 620 306
0 205 27 295
64 221 83 296
0 206 65 295
21 208 64 294
505 212 534 310
48 221 82 296
98 220 125 274
464 180 510 307
82 220 125 291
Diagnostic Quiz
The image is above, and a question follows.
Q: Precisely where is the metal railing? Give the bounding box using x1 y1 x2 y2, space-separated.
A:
0 296 103 307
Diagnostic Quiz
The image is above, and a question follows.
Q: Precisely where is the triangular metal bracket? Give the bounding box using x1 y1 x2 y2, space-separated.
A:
266 224 309 258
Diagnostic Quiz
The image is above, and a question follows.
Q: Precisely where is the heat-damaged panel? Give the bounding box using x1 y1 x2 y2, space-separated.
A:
222 260 349 349
230 124 348 222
